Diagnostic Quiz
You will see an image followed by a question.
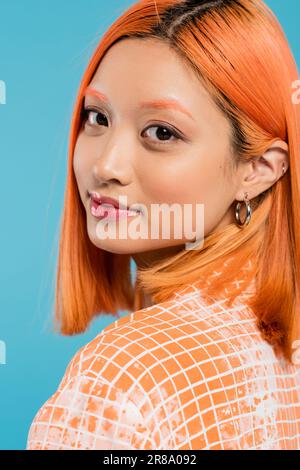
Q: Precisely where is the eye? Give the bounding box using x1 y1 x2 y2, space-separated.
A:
81 107 108 127
81 106 183 145
142 124 182 145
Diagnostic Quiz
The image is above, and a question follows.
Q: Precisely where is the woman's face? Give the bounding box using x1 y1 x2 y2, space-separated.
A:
73 37 243 259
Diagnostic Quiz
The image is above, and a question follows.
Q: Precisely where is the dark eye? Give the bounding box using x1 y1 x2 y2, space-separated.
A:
81 108 108 127
142 125 181 145
81 107 183 145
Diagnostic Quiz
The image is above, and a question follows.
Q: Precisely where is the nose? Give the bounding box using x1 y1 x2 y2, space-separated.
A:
92 131 133 186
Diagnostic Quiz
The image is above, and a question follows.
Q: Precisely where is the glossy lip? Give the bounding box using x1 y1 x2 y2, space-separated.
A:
87 190 142 213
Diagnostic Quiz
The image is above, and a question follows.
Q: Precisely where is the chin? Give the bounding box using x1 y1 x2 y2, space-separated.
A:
86 229 137 254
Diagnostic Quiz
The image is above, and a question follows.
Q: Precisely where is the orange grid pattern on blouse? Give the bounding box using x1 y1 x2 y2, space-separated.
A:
26 259 300 450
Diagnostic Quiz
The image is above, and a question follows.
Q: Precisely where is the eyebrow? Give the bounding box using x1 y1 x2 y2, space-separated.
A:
83 87 195 121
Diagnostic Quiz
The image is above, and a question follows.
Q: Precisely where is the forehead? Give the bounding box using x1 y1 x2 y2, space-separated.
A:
87 37 232 145
89 38 217 112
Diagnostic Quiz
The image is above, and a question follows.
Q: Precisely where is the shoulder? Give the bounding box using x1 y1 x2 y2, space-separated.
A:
26 371 155 449
60 298 187 389
26 300 180 450
27 294 266 450
63 291 260 390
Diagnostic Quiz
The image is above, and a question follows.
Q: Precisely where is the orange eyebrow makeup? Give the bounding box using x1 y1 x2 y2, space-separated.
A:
84 87 110 103
83 86 195 121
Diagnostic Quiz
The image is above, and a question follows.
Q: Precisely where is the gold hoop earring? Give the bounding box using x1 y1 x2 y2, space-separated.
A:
235 192 252 226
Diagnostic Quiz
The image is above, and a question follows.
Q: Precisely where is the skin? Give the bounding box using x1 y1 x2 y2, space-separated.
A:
73 38 289 307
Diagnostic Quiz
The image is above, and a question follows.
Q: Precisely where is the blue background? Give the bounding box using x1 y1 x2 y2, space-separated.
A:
0 0 299 450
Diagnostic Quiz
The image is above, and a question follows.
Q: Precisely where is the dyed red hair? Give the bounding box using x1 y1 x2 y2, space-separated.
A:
53 0 300 364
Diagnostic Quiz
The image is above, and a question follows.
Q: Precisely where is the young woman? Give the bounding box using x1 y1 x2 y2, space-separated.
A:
26 0 300 450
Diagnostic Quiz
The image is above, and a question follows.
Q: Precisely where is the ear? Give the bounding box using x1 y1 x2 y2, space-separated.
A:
234 139 289 201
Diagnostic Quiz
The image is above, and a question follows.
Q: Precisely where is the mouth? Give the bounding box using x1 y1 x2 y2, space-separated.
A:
87 190 141 220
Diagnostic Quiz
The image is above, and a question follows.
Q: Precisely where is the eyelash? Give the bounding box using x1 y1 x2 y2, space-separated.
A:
81 107 183 146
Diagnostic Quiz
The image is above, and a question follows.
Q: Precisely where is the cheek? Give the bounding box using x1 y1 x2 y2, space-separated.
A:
139 151 226 205
184 158 226 203
72 137 95 206
73 135 92 180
